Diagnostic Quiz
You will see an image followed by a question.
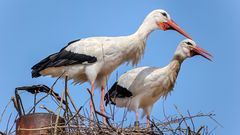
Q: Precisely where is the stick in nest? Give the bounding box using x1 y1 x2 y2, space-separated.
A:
86 88 101 130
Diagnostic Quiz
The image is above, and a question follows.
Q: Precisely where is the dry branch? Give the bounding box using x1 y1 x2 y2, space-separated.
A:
0 81 221 135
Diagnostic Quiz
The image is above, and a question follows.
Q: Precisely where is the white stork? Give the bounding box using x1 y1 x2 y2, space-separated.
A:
104 39 212 126
31 9 191 121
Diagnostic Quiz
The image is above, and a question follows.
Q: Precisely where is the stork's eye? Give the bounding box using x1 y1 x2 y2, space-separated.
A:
161 12 167 17
186 42 192 46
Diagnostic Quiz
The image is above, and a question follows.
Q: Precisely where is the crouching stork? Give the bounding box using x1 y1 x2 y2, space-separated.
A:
105 39 212 127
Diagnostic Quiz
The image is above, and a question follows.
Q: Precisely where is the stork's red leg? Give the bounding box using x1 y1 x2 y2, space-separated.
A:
89 83 94 120
100 86 106 124
136 111 139 121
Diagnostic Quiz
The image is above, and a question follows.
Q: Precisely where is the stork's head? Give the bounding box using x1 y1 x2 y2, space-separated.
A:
146 9 191 39
175 39 212 61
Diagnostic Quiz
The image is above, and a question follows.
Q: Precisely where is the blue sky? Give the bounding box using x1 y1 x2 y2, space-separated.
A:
0 0 239 134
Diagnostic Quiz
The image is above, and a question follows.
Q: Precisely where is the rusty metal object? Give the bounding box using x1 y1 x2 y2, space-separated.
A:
16 113 65 135
15 84 66 105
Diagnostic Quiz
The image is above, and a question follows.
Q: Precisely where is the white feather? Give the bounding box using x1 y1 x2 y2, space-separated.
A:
39 9 173 88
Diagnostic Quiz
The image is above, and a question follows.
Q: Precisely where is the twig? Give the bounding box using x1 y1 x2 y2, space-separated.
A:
65 106 83 125
208 126 218 135
174 105 188 127
64 76 69 116
18 124 100 131
208 114 223 128
11 97 20 116
187 126 191 135
147 118 163 134
27 93 49 114
30 72 64 113
39 105 55 114
54 91 64 135
196 126 204 134
66 88 82 117
0 98 12 123
14 90 23 116
5 113 12 134
33 91 37 113
118 101 130 129
187 110 195 132
66 90 82 134
64 76 70 122
158 113 214 126
95 110 116 130
8 114 18 135
162 101 175 133
95 110 110 120
87 88 101 130
18 95 25 115
51 72 64 89
25 85 66 114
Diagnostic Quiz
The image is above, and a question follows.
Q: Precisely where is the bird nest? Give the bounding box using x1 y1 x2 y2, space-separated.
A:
0 81 221 135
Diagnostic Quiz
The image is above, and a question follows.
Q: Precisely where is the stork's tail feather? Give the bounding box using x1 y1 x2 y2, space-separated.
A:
31 53 58 78
31 70 41 78
104 82 133 106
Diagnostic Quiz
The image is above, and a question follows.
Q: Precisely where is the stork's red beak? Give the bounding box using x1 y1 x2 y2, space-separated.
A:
157 20 192 39
192 46 213 61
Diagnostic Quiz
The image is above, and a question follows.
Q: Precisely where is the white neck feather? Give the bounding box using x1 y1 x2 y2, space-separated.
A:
133 15 158 41
123 16 159 65
118 15 159 66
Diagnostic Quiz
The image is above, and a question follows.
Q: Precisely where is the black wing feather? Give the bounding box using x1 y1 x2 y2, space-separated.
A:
31 39 97 78
104 82 132 106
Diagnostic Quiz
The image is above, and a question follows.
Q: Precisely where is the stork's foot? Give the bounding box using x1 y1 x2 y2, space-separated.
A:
134 121 140 128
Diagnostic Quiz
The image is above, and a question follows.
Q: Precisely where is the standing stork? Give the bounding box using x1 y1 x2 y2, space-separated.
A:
31 9 191 121
105 39 212 126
